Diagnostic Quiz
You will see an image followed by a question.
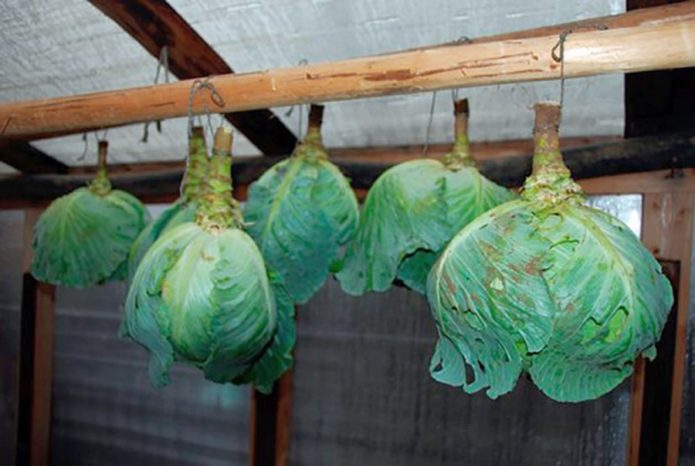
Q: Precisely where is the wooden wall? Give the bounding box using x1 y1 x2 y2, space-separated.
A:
679 214 695 465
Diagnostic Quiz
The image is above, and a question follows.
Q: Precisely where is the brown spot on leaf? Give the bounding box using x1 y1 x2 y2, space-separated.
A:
443 273 456 294
524 257 540 274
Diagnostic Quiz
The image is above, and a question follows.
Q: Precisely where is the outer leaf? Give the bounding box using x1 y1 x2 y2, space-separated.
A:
127 200 197 281
233 273 296 394
338 160 515 295
427 200 556 398
244 156 358 303
528 205 673 401
31 187 149 288
396 250 438 294
123 222 276 387
428 200 673 402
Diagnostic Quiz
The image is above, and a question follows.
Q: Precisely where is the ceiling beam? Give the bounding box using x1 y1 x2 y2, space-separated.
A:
66 136 619 175
3 132 694 205
0 141 68 174
88 0 297 155
2 2 695 140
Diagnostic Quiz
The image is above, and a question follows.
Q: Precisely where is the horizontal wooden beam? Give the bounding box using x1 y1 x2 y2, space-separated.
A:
66 136 618 175
0 141 67 174
1 132 693 207
88 0 297 155
1 3 694 140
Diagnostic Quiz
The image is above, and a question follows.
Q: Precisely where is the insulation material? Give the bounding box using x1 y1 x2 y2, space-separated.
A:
0 0 260 165
0 0 623 166
171 0 625 147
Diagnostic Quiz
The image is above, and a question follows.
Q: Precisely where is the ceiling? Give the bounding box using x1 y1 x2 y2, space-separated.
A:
0 0 624 169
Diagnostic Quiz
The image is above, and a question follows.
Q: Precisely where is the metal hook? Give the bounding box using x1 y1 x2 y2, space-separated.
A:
142 46 170 143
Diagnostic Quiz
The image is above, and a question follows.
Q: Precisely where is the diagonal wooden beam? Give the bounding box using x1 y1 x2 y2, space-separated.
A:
88 0 297 155
0 141 68 174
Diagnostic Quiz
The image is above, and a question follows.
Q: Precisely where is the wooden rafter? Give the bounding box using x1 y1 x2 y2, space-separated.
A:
1 132 693 206
88 0 297 155
1 2 694 140
0 141 67 174
65 136 619 175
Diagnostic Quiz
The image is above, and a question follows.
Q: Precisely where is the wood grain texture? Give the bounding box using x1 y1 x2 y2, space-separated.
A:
16 209 55 466
2 3 695 139
88 0 296 155
641 192 695 466
635 261 681 466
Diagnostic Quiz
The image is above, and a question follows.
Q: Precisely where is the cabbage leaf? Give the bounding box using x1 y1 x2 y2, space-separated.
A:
427 103 673 402
123 128 278 387
337 103 515 295
233 272 295 394
244 107 358 303
31 143 149 288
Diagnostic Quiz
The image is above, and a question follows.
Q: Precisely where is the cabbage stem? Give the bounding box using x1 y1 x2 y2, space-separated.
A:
89 141 112 196
443 99 475 170
295 105 328 162
522 102 583 206
197 127 237 230
182 126 208 202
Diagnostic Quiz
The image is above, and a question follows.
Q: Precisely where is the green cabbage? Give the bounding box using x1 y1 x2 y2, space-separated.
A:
244 105 359 304
232 271 295 394
31 142 149 287
123 129 278 387
337 100 515 295
427 102 673 402
128 127 208 280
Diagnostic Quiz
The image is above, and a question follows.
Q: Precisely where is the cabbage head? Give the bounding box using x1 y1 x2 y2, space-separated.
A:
128 126 208 279
123 128 278 387
232 271 296 394
427 102 673 402
31 141 149 287
337 100 515 295
244 105 359 304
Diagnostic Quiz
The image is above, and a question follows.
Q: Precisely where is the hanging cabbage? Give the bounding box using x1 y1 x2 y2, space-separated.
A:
232 271 296 394
128 126 208 280
244 105 359 304
337 99 515 295
31 141 149 288
123 128 278 387
428 102 673 402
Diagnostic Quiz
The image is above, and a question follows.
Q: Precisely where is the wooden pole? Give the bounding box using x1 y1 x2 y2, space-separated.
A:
15 209 55 466
639 193 694 465
87 0 297 155
1 3 694 140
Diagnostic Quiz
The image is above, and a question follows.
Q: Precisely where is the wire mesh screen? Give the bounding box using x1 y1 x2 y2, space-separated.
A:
289 195 642 466
48 205 252 466
0 210 25 466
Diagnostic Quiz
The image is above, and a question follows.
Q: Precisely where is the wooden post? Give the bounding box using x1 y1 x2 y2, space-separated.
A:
628 192 694 466
249 306 297 466
0 3 694 139
15 209 55 466
249 370 294 466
